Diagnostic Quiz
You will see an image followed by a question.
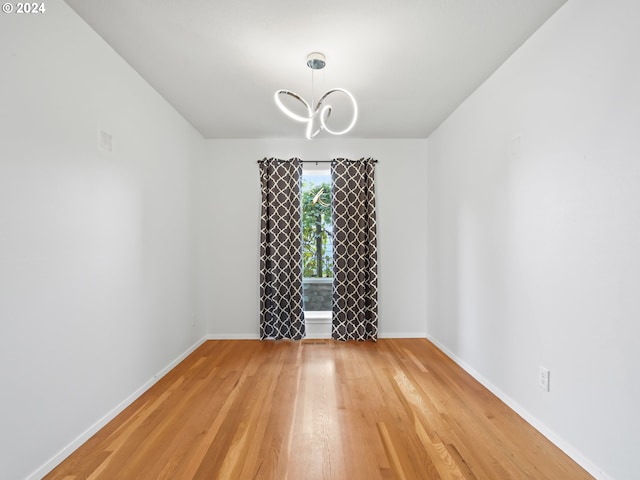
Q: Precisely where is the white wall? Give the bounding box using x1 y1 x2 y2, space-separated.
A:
0 2 204 478
195 139 428 339
426 1 640 478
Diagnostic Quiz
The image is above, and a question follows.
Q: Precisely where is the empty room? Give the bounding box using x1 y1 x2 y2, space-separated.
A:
1 0 638 479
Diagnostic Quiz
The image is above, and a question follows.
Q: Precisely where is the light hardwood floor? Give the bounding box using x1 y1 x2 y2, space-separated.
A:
45 339 593 479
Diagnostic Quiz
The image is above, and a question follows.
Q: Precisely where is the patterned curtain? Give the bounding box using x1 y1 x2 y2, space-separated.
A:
331 158 379 341
259 158 305 340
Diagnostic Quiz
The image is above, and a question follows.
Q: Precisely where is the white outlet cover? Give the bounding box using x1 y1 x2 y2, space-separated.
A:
539 366 550 392
100 130 113 152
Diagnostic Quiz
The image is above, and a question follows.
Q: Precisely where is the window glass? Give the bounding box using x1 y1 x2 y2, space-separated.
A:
301 171 332 312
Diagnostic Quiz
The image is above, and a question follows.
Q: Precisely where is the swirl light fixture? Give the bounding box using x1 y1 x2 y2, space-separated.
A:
275 52 358 139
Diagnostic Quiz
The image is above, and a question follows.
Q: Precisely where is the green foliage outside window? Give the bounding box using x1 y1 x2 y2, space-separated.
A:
301 181 332 277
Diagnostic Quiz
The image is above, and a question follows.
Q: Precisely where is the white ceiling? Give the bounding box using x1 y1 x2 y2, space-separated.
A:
63 0 567 139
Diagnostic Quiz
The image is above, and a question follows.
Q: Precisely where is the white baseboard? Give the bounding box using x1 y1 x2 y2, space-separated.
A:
426 335 611 480
27 336 208 480
206 333 261 340
205 332 428 340
378 332 427 339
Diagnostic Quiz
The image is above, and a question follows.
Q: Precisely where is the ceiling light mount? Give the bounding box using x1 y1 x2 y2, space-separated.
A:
306 52 326 70
275 52 357 139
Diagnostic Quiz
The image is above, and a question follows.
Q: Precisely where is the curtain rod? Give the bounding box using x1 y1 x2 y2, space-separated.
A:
257 159 378 164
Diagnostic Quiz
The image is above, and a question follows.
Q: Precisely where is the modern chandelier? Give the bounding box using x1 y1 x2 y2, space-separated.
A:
275 52 358 139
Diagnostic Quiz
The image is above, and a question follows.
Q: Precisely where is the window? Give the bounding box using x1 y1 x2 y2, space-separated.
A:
301 167 332 313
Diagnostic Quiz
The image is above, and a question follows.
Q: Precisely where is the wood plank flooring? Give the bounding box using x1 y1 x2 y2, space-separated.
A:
45 339 593 479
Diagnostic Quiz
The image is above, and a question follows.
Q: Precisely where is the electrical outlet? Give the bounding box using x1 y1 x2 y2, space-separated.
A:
539 366 550 392
99 130 112 152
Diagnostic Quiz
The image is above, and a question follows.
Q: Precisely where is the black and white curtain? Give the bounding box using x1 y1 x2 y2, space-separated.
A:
259 158 305 340
331 158 379 341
